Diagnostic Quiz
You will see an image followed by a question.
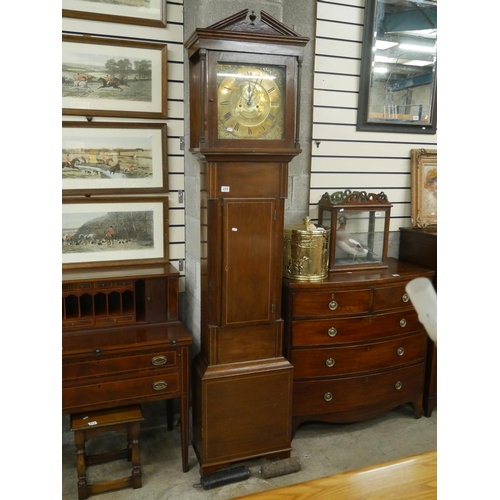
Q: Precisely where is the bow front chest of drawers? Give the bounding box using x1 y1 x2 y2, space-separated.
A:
62 264 192 472
282 259 434 433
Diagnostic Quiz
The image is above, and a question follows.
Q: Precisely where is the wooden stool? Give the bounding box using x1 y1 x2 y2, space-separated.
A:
70 405 144 500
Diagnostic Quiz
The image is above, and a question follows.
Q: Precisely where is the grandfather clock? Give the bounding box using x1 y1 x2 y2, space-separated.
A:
185 9 308 475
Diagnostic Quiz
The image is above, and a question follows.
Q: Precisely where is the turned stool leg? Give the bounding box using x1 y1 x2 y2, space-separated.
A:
129 421 142 489
74 430 89 500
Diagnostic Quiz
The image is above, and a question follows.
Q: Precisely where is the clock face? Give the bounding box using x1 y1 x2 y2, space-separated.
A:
217 64 285 140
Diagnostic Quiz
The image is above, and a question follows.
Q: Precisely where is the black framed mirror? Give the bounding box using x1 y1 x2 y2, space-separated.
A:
357 0 437 134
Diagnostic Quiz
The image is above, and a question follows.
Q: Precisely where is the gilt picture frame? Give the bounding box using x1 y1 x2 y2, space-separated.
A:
62 34 167 119
62 197 169 270
62 0 167 28
410 149 437 228
62 122 168 195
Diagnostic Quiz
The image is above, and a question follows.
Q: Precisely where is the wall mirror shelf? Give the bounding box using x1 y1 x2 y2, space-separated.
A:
357 0 437 134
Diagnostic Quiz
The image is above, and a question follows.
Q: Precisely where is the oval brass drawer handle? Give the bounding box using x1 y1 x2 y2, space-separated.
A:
324 392 333 402
325 358 335 368
152 380 168 391
394 381 403 390
328 300 338 311
399 318 407 328
397 347 405 356
151 355 167 366
402 293 410 303
328 327 337 337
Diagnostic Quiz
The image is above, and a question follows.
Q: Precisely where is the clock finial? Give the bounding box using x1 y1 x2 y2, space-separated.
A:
249 10 256 25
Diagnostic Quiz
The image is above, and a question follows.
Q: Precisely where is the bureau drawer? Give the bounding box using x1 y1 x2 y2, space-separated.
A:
63 350 178 380
292 310 421 346
373 284 412 312
71 283 92 291
292 289 371 318
62 371 180 412
292 363 425 416
63 318 94 330
95 314 136 327
291 333 427 379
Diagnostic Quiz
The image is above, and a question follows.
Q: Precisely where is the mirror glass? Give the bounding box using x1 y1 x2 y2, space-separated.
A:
357 0 437 134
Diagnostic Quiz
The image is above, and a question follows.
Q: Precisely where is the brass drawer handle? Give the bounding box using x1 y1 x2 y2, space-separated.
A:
328 300 338 311
152 380 168 391
328 327 337 337
394 381 403 390
151 355 167 366
397 347 405 356
324 392 333 402
400 318 407 328
325 358 335 368
402 293 410 303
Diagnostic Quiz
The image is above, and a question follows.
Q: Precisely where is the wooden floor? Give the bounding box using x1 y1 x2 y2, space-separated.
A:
237 450 437 499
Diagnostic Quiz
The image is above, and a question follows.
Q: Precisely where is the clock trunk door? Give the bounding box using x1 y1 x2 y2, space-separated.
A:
221 198 278 326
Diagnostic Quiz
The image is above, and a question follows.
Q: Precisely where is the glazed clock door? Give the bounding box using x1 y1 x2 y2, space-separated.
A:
221 198 279 326
204 50 298 150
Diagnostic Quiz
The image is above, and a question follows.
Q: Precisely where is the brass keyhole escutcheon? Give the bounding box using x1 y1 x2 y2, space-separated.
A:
328 327 337 337
326 358 335 368
400 318 407 328
394 381 403 390
328 300 338 311
402 293 409 303
397 347 405 356
324 392 333 402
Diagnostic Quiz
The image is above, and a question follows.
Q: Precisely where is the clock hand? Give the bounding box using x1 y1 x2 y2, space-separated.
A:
246 83 254 106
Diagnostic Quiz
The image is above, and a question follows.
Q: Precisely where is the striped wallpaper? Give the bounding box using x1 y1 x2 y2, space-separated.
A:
309 0 437 232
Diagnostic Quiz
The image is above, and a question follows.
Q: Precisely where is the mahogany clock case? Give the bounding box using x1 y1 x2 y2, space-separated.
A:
185 9 309 475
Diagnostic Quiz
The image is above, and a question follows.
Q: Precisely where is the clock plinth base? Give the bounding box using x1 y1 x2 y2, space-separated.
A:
192 354 293 476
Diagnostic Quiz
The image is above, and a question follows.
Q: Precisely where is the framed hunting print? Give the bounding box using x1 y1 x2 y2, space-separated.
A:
62 197 169 269
62 0 167 28
62 122 168 195
62 34 167 119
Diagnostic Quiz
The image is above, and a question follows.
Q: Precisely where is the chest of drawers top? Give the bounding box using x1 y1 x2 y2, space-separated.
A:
283 258 434 318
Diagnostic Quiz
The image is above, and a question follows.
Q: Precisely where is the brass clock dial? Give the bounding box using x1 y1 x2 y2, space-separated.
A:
217 64 285 140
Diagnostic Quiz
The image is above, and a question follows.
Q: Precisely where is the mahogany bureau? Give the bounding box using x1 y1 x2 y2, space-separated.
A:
282 258 435 434
62 264 192 472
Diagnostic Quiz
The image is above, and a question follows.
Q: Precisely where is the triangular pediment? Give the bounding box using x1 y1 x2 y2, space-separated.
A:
185 9 308 50
206 9 301 38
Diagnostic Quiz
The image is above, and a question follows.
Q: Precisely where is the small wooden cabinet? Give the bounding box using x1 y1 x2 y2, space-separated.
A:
282 259 435 434
62 264 192 472
399 227 437 417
